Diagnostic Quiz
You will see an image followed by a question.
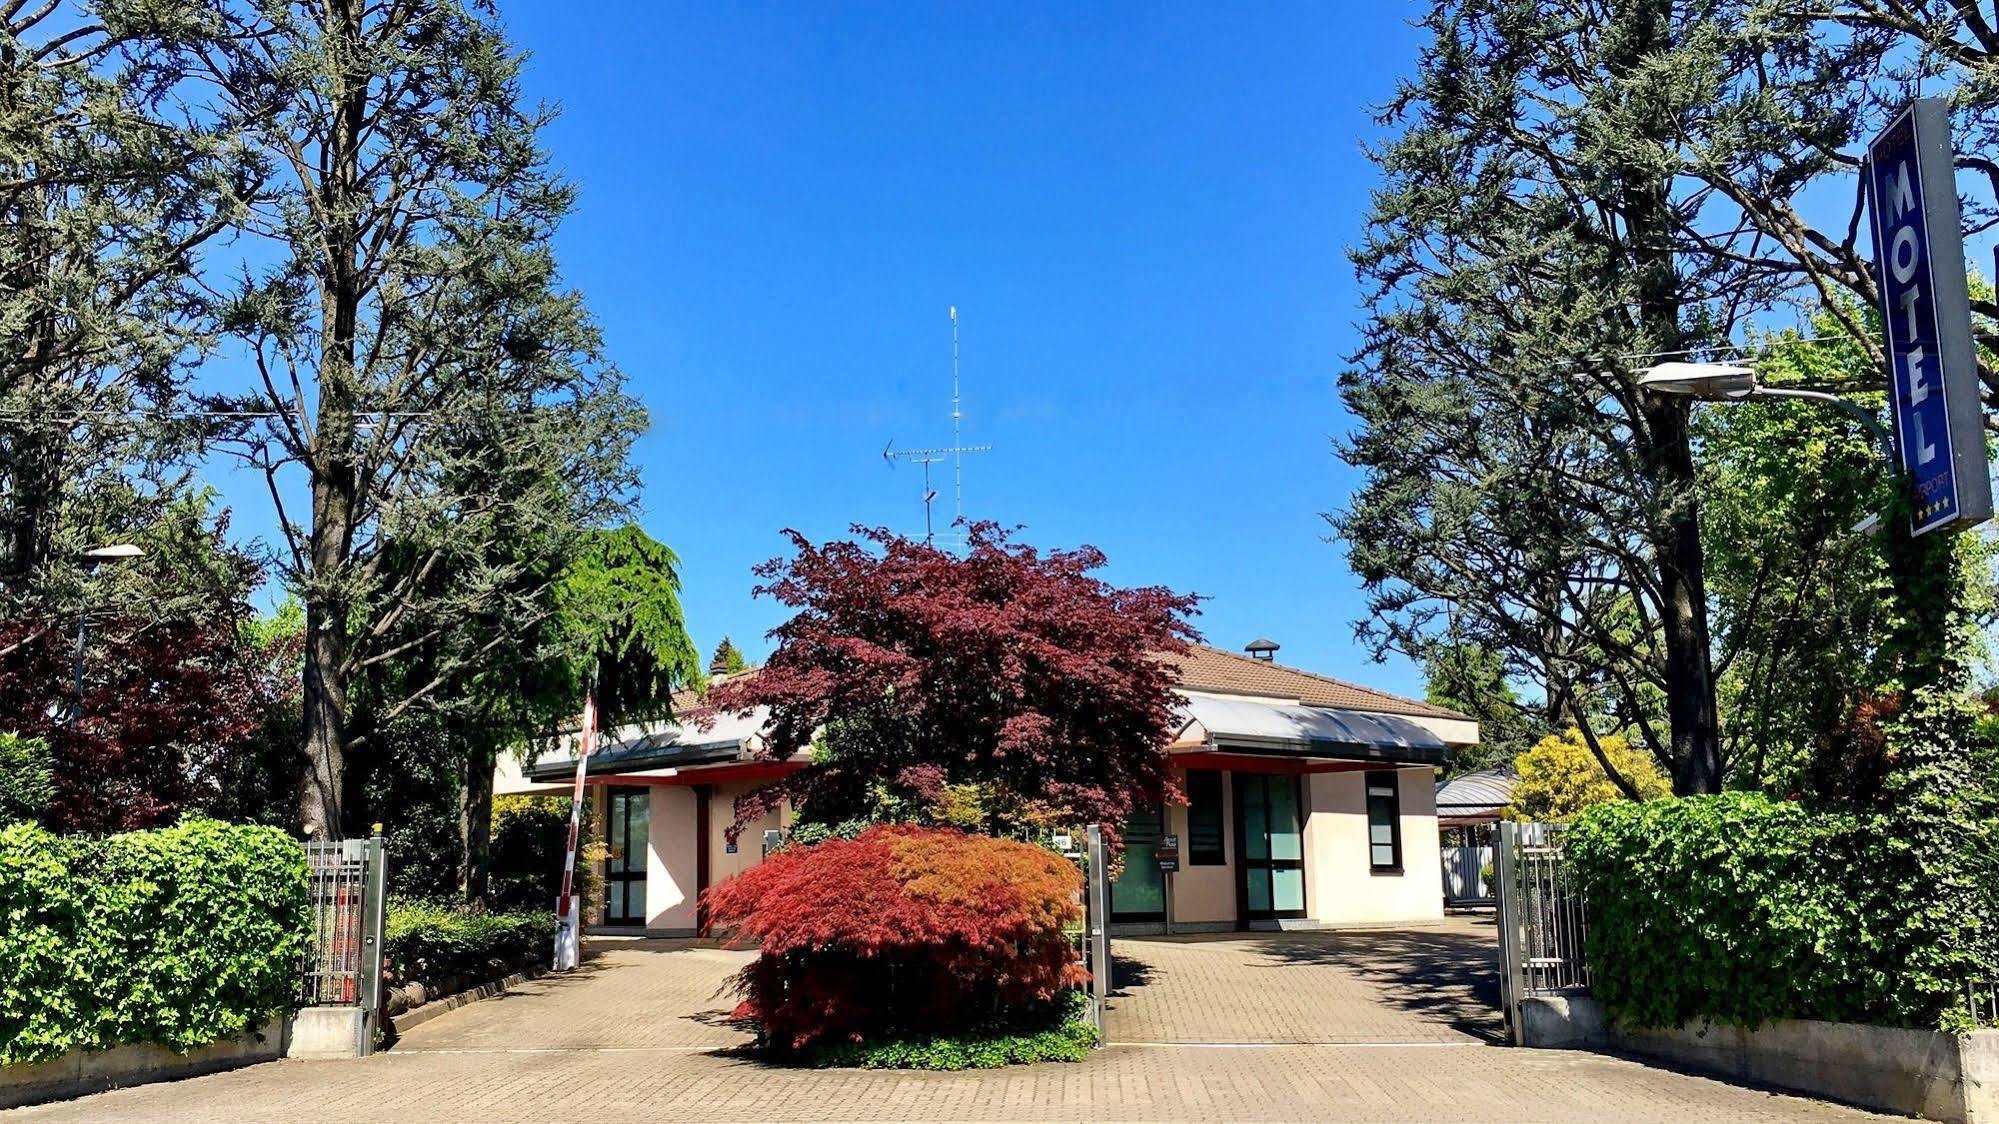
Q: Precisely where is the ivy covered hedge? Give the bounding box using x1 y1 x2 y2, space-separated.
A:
383 902 551 993
0 818 309 1066
1567 790 1999 1031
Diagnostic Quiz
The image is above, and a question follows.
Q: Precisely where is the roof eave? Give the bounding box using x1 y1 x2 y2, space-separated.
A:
1209 734 1449 768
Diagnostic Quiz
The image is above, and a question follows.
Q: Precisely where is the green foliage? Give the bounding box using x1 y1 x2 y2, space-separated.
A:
488 794 573 912
710 636 749 677
383 901 552 988
1508 729 1670 822
1695 310 1998 794
1569 793 1866 1029
1423 643 1547 775
804 993 1098 1070
1569 787 1999 1031
550 524 704 727
1864 687 1999 1026
0 733 51 827
0 818 309 1065
357 711 470 902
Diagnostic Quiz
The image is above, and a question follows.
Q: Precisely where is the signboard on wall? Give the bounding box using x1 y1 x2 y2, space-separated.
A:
1865 97 1992 536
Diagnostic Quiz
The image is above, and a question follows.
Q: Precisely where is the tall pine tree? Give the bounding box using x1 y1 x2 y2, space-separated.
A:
178 0 644 837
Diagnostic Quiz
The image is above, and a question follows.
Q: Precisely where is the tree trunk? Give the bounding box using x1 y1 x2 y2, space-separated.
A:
461 746 494 907
297 528 353 836
298 0 367 840
1622 0 1722 794
1646 394 1724 793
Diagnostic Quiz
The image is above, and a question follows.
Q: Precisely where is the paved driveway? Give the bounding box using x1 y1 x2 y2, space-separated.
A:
9 932 1892 1123
1105 916 1503 1044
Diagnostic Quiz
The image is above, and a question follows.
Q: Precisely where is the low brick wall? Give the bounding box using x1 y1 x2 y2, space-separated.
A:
1521 995 1999 1122
0 1020 288 1110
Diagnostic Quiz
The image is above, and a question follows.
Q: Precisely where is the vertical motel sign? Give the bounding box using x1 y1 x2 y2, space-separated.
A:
1865 97 1992 536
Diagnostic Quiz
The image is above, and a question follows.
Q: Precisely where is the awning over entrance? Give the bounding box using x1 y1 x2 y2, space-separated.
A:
1174 693 1449 767
521 708 768 783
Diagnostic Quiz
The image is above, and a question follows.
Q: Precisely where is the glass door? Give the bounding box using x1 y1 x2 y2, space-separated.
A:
1235 773 1306 922
604 787 649 925
1111 806 1166 921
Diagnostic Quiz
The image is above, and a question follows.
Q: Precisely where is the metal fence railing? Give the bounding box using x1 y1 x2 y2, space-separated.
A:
1495 821 1590 1043
1963 980 1999 1027
1442 844 1496 907
300 833 386 1013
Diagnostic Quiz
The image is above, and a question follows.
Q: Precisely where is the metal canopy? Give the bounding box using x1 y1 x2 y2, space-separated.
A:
1435 767 1518 825
1177 693 1448 765
522 708 767 782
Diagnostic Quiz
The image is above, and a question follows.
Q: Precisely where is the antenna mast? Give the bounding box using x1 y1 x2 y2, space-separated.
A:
882 305 992 545
951 305 964 524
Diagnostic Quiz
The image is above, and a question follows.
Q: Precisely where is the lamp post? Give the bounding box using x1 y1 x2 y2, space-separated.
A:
67 543 145 729
1636 361 1896 465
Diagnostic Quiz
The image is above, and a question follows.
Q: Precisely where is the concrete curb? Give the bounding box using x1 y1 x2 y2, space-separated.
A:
389 970 540 1037
0 1020 288 1110
1520 994 1999 1123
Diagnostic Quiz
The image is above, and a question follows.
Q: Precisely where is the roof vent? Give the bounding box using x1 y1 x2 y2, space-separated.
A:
1244 638 1280 662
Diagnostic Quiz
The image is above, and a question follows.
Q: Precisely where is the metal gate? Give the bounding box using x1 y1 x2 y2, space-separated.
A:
300 833 387 1017
1494 821 1590 1043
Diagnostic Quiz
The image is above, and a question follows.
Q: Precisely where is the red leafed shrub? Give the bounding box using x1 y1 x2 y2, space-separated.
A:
701 825 1086 1051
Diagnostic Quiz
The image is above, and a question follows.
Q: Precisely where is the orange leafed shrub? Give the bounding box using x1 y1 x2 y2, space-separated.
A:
701 825 1086 1051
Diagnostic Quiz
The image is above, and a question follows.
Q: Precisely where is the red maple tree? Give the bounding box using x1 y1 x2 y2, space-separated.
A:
0 614 296 833
702 824 1087 1049
710 522 1200 837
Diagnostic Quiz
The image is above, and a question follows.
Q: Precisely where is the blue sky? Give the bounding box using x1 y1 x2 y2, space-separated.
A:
484 3 1430 694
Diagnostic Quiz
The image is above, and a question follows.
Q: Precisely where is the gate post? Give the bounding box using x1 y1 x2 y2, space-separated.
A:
1085 823 1111 1038
359 826 387 1050
1494 820 1524 1044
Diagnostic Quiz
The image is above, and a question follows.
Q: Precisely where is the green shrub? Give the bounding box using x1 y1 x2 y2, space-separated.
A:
0 818 309 1065
1568 792 1876 1029
0 733 51 827
487 794 572 912
384 901 551 989
805 992 1098 1070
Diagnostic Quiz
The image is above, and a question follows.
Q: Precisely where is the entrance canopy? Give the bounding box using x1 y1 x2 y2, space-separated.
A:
520 707 771 784
1173 693 1449 767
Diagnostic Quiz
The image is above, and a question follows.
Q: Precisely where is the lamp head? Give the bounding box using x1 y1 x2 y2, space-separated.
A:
79 544 145 567
1637 361 1758 400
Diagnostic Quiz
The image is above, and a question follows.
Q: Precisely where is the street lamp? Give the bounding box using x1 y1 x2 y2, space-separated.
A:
1637 361 1896 465
65 543 146 729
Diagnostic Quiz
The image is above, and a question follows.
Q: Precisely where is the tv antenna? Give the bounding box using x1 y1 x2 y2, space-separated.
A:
883 305 991 545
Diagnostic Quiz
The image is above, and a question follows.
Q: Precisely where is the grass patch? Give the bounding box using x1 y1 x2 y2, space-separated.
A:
801 992 1099 1070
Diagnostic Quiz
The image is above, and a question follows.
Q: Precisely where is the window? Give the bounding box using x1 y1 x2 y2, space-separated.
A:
1186 770 1225 865
1366 771 1402 873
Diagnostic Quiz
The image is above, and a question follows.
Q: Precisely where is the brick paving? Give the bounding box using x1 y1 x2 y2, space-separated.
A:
8 929 1893 1123
1105 916 1504 1044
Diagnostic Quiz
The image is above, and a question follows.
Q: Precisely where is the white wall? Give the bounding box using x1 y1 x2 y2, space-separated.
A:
1302 766 1443 925
647 786 699 934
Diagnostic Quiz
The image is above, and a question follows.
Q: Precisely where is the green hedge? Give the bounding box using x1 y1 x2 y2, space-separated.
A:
1568 792 1878 1029
0 818 309 1066
383 902 551 988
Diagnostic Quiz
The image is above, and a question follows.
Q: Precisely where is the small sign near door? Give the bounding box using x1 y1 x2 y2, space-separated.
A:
1156 834 1180 872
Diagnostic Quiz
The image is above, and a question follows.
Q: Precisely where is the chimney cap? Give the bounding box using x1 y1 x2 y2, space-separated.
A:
1244 638 1280 661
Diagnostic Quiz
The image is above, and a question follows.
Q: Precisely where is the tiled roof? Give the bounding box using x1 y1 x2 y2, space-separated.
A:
1161 645 1470 721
